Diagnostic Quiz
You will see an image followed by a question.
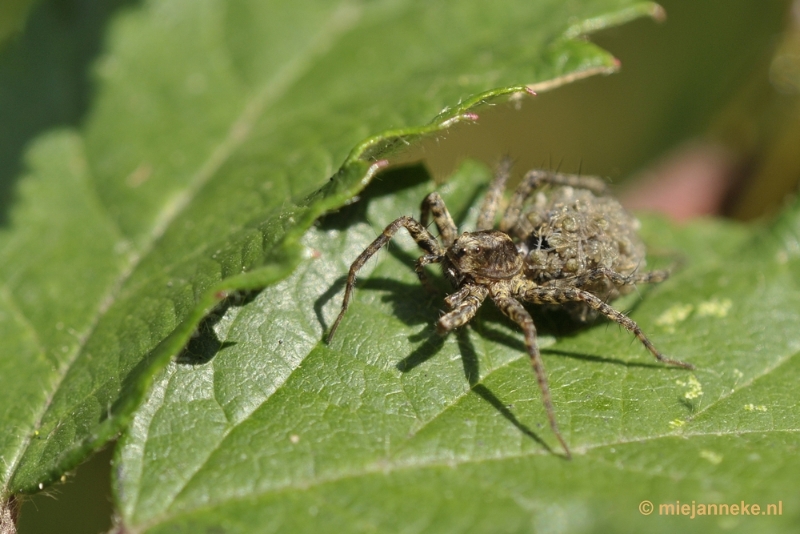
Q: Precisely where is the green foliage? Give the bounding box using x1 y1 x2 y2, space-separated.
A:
0 0 796 532
0 0 654 499
0 0 37 47
117 162 800 533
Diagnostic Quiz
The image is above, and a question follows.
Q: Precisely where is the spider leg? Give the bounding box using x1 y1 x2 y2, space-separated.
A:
327 216 442 342
500 170 609 232
629 268 671 285
415 254 442 293
491 293 571 458
436 285 488 334
520 285 694 369
544 267 671 290
443 285 473 310
475 157 512 230
420 192 458 247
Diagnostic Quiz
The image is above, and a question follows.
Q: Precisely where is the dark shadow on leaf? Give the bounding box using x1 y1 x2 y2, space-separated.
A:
314 275 345 333
470 385 554 455
474 301 586 339
541 348 670 369
392 322 554 454
612 280 662 317
474 321 668 369
176 290 259 366
455 328 480 386
316 164 432 232
395 326 445 372
365 277 441 326
314 163 439 333
471 299 682 371
456 329 554 454
111 290 258 420
0 0 142 225
317 275 442 334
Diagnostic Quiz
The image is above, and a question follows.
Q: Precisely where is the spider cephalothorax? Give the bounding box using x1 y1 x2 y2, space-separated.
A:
327 160 693 458
444 231 522 282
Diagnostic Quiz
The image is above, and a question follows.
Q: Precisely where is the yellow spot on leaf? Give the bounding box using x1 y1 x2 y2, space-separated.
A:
675 375 703 400
696 298 732 318
700 450 723 465
655 303 694 333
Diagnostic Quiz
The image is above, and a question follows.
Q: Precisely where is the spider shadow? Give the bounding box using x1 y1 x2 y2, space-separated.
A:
474 304 671 370
315 274 442 338
397 289 681 456
314 163 443 331
455 328 555 454
314 238 450 334
392 301 663 456
391 314 556 455
315 163 433 232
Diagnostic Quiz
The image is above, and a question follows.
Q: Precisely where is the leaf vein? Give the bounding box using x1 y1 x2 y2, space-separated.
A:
142 427 800 529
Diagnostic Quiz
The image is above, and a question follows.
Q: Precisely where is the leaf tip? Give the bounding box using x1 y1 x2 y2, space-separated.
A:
651 3 667 23
371 159 390 172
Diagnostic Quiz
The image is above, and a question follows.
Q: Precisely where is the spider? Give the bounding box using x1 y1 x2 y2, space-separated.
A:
326 160 693 458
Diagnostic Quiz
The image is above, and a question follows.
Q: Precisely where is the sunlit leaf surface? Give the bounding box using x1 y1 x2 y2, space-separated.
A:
118 162 800 533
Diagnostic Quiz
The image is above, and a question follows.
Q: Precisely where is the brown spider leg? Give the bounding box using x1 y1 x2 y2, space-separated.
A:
327 216 442 343
545 267 671 290
625 269 670 285
443 285 473 310
500 170 610 232
436 285 489 334
491 294 571 459
521 285 694 370
420 192 458 247
415 254 442 293
476 157 512 230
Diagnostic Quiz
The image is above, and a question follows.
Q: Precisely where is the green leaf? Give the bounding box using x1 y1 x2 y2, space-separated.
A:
0 0 662 501
113 160 800 533
0 0 37 47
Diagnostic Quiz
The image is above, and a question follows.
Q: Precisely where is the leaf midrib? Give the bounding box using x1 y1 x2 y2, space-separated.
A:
145 425 799 531
7 0 365 491
149 302 799 526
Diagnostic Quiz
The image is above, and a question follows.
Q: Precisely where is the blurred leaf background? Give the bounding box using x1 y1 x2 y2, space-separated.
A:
1 0 798 532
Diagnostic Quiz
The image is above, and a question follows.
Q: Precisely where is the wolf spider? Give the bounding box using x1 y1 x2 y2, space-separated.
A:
327 160 693 458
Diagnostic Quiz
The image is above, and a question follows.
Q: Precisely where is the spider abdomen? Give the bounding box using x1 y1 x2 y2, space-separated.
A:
521 188 644 282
